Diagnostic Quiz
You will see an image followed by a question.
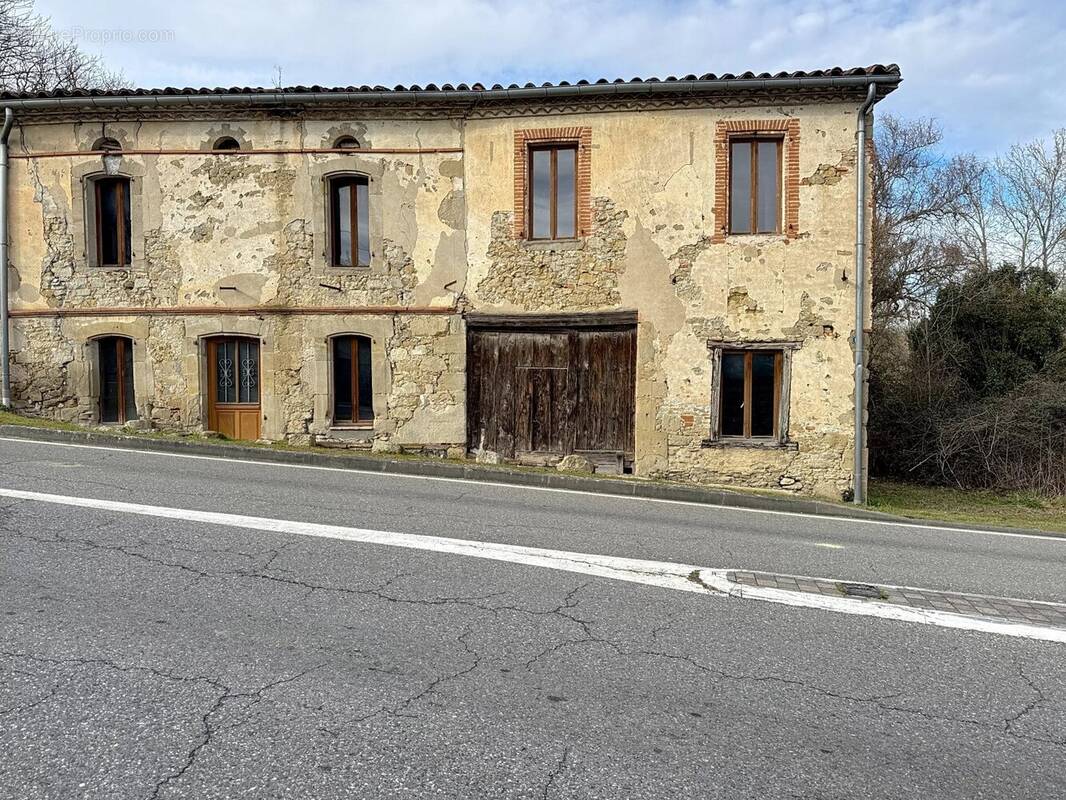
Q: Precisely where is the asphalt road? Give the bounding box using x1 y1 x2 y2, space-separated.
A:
1 436 1064 799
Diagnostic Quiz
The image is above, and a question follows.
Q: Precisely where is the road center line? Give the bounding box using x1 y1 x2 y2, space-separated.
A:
2 486 1064 644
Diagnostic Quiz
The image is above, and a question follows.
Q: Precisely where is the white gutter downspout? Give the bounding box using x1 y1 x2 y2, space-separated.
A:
0 107 13 408
853 83 877 504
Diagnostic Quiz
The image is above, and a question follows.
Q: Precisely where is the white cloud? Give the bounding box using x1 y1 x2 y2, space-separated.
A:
36 0 1066 153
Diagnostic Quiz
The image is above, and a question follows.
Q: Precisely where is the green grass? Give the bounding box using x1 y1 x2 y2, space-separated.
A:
868 479 1066 533
0 408 83 431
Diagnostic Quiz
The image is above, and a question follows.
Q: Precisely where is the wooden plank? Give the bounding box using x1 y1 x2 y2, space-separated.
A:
549 334 569 452
465 311 638 331
466 331 483 452
515 367 533 452
623 327 636 455
495 333 516 458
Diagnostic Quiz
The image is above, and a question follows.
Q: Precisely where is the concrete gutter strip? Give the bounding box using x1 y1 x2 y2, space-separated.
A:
1 424 1058 539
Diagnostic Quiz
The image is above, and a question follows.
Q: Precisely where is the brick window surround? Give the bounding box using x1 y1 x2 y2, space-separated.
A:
712 119 800 242
513 127 593 239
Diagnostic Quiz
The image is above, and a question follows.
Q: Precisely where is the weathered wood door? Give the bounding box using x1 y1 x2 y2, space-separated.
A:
206 337 261 440
466 314 636 466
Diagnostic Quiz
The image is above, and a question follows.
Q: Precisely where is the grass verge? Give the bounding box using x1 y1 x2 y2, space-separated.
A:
868 479 1066 533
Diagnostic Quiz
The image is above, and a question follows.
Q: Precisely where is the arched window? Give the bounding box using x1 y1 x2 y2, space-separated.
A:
213 136 241 151
97 336 136 423
92 136 122 152
333 136 360 150
327 174 370 267
332 335 374 424
93 176 132 266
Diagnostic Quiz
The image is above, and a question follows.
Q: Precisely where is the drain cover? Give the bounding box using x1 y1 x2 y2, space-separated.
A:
839 582 884 599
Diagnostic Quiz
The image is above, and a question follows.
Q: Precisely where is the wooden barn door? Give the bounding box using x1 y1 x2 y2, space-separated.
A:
466 314 636 469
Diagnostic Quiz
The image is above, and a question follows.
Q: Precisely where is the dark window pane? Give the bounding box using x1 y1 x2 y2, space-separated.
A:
356 180 370 265
121 181 131 261
98 180 120 265
756 141 780 233
357 337 374 421
96 179 131 265
730 142 752 233
751 352 777 437
216 341 236 404
555 148 576 238
333 181 352 266
531 149 551 238
99 338 120 422
721 352 746 436
122 339 137 422
333 337 353 422
238 340 259 404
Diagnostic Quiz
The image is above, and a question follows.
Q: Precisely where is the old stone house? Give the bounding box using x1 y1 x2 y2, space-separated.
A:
0 65 901 498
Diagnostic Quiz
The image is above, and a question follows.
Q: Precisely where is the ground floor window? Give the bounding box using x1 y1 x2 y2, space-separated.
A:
706 342 796 445
332 335 374 424
98 336 136 423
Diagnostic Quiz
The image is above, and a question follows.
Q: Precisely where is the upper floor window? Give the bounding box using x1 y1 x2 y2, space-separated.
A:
528 143 577 240
213 136 241 151
729 138 782 234
95 177 132 267
328 175 370 267
333 136 360 150
97 336 136 424
332 335 374 425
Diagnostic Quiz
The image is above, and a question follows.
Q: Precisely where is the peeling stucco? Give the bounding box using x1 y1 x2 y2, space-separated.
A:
6 101 868 497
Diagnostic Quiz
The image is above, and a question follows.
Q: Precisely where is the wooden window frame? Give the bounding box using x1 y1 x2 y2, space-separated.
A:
527 142 579 241
94 177 131 267
328 175 370 268
332 335 374 426
704 341 798 447
720 349 782 440
728 136 783 236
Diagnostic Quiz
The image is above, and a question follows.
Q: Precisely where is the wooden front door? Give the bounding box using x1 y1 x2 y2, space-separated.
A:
206 337 261 440
466 314 636 468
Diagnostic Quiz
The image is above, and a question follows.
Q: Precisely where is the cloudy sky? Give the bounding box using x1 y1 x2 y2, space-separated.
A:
38 0 1066 154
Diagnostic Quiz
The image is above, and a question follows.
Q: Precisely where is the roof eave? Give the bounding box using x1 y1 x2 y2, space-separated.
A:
1 74 901 112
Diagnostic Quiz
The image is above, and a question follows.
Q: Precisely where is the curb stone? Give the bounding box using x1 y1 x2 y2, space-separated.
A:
0 423 1061 539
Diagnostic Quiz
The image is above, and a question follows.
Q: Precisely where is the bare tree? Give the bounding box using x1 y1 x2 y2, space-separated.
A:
995 129 1066 278
940 153 997 273
871 115 957 326
0 0 126 93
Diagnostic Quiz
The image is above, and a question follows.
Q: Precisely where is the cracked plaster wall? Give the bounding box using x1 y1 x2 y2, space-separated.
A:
7 118 468 447
8 102 869 496
463 103 869 498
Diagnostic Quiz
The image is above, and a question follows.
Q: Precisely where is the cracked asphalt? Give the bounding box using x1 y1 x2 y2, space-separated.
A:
1 437 1064 799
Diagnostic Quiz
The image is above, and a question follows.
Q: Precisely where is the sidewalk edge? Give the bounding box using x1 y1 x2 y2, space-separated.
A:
1 424 1061 539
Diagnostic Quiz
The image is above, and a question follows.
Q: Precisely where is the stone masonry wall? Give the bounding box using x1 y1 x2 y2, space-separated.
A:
463 103 869 498
7 100 871 497
7 117 469 450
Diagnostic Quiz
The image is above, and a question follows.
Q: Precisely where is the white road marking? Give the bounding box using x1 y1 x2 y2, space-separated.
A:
1 435 1062 543
2 486 1064 644
696 572 1066 644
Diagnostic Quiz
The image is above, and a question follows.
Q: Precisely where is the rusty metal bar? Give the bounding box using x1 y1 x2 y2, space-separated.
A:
9 146 464 160
9 305 457 319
